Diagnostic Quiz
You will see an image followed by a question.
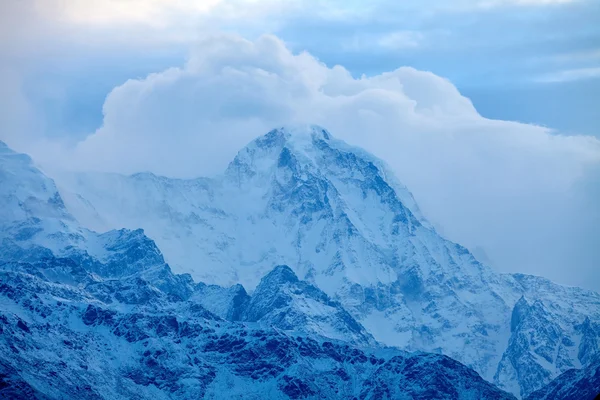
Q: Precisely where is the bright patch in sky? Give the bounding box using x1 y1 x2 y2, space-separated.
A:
36 0 223 26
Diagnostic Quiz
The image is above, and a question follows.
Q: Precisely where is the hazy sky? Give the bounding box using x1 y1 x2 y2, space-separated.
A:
0 0 599 290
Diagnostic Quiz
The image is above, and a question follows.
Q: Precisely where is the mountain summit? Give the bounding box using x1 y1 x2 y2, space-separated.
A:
51 126 600 397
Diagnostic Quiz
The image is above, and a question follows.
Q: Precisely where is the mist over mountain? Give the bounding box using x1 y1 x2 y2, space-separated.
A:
1 126 597 398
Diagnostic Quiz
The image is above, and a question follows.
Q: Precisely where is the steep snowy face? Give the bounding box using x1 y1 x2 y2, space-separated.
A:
192 282 250 321
0 140 82 262
221 125 428 288
54 127 600 397
495 298 571 397
0 141 70 223
0 141 169 283
0 140 85 264
577 317 600 366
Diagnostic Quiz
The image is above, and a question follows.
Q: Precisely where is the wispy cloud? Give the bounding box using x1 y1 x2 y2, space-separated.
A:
548 49 600 63
477 0 578 8
535 67 600 83
342 30 425 52
378 31 424 50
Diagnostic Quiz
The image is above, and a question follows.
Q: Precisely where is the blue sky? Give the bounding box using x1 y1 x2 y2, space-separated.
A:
1 0 599 289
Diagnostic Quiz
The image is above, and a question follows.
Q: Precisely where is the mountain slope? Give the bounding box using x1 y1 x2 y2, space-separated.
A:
55 126 600 397
494 278 600 397
525 356 600 400
240 265 376 346
0 141 167 281
0 255 517 400
191 265 376 346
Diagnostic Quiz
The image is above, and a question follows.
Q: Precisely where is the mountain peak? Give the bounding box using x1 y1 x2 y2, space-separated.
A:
284 123 332 141
0 140 33 164
237 124 333 160
256 124 332 149
224 124 337 189
231 126 430 231
0 141 71 223
242 264 377 346
260 264 299 285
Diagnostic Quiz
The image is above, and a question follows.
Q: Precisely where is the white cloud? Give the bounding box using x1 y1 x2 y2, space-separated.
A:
24 33 600 289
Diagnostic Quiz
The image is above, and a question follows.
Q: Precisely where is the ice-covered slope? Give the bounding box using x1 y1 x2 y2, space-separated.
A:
46 127 600 396
0 142 68 222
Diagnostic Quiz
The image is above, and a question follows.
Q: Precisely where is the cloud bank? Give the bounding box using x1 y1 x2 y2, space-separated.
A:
12 33 600 290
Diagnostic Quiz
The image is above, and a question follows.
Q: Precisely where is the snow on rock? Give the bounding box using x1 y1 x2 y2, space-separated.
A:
9 125 600 398
240 265 377 346
190 265 377 346
0 254 517 399
0 139 519 399
525 355 600 400
192 282 250 321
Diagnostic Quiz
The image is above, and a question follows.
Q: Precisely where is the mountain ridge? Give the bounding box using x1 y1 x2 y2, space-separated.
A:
0 140 519 398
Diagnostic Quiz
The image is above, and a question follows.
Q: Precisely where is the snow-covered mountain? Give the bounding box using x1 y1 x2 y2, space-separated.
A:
2 127 599 398
55 125 600 397
0 139 519 399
